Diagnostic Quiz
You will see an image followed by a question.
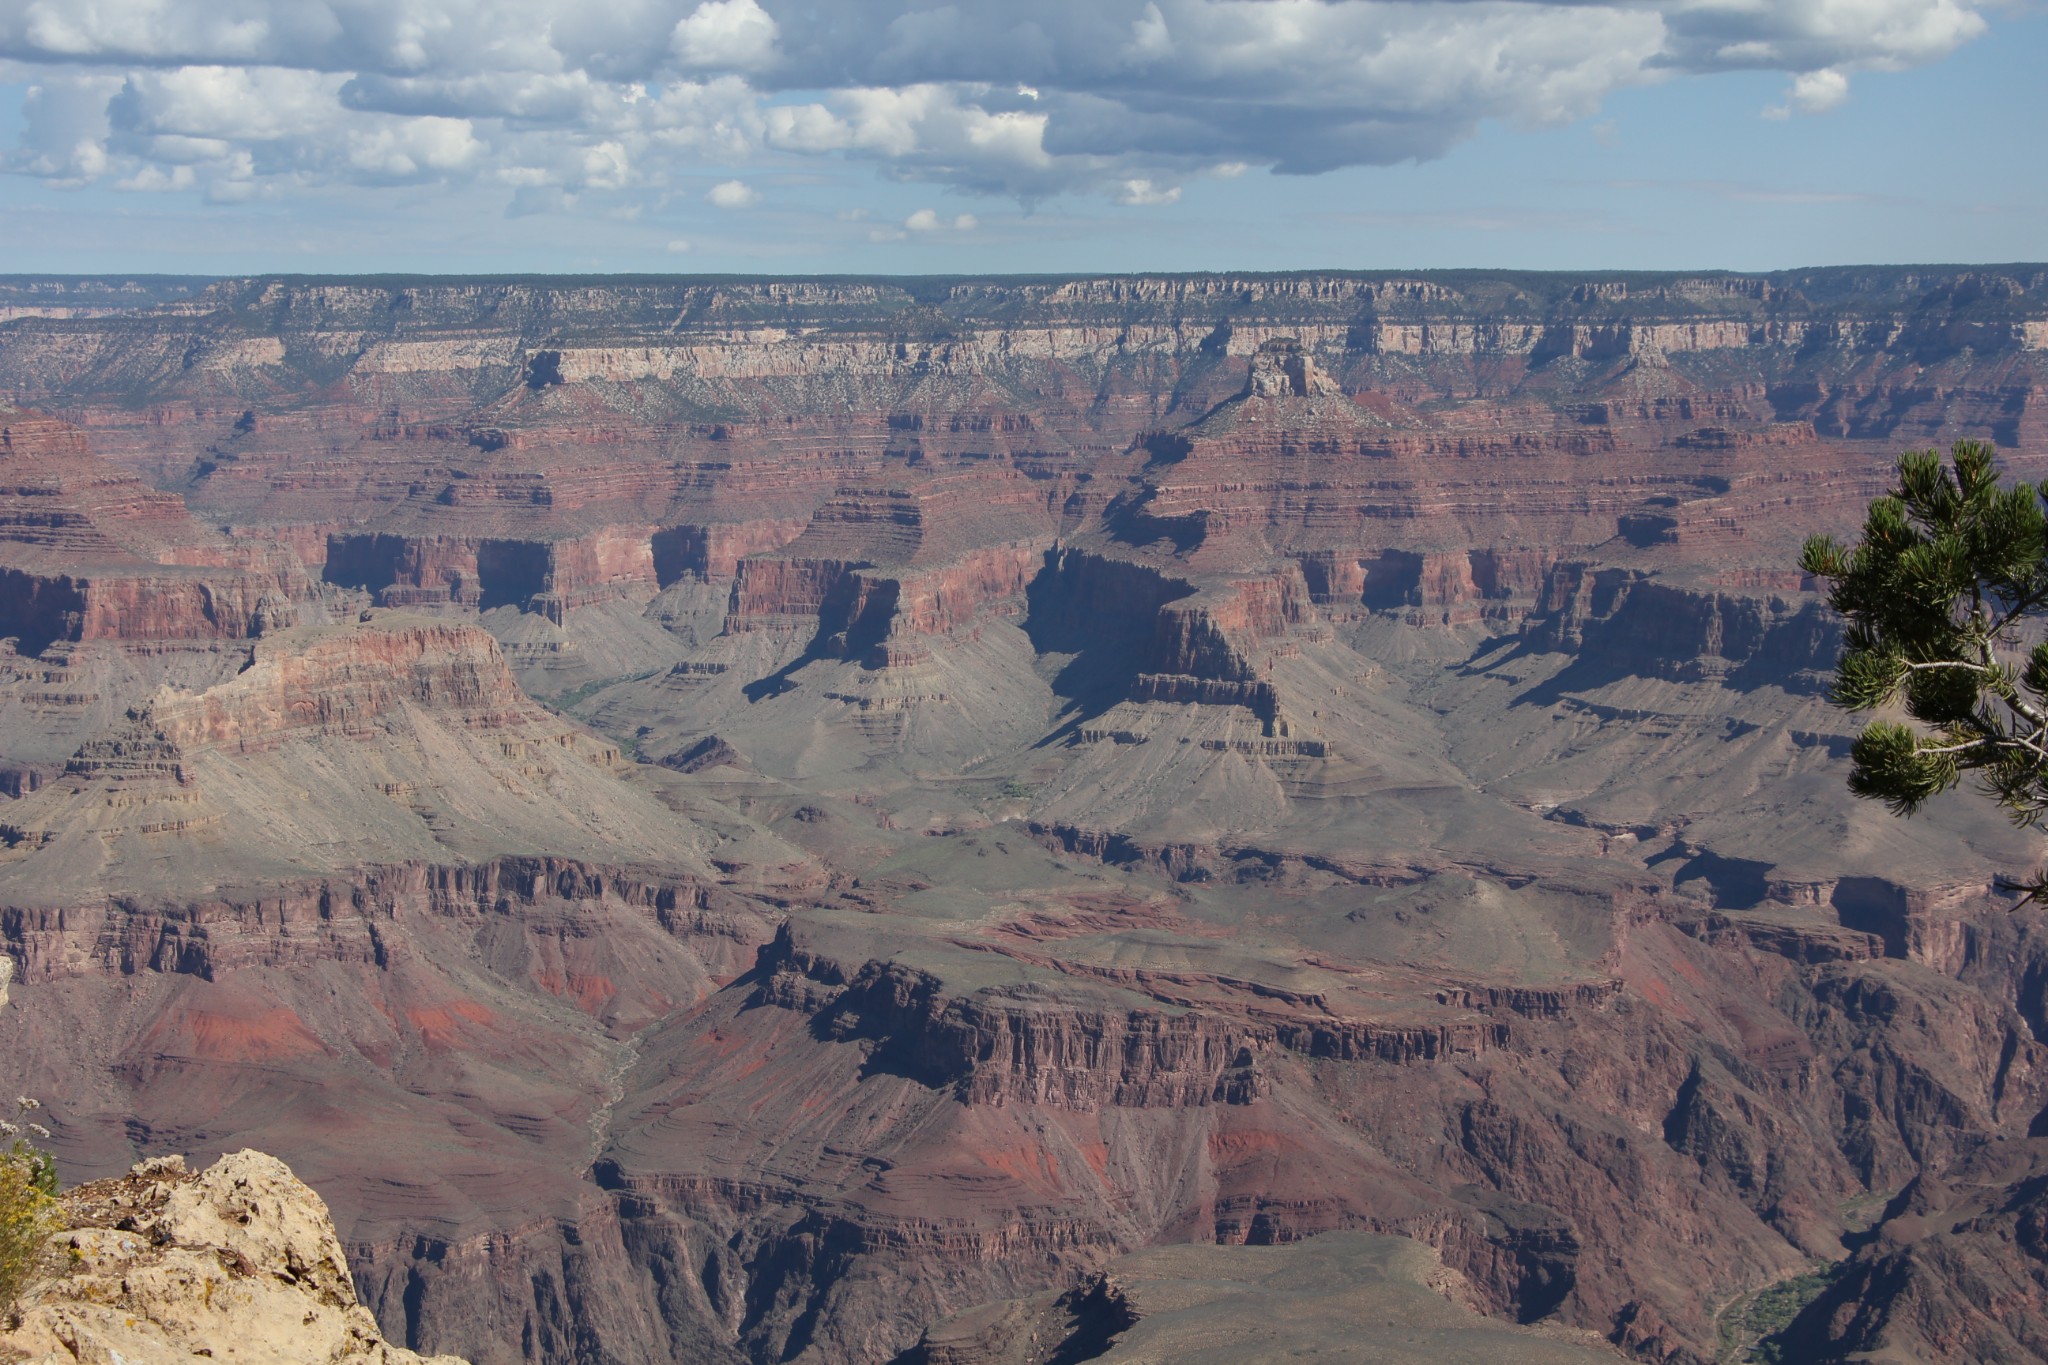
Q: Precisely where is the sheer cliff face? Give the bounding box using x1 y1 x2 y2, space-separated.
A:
0 271 2045 1365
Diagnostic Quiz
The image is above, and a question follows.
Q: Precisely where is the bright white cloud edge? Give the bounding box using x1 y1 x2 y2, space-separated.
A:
0 0 1993 212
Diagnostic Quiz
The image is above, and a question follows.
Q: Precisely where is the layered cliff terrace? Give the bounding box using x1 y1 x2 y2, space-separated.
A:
0 405 307 651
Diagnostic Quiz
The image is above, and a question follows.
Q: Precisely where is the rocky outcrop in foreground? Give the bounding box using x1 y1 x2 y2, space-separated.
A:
0 1150 468 1365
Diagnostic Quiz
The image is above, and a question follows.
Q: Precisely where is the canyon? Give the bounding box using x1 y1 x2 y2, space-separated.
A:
0 267 2045 1363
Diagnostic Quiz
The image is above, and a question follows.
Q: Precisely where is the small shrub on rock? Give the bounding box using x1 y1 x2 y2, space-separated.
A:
0 1097 63 1322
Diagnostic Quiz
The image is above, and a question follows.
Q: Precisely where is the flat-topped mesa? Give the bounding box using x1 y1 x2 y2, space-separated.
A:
144 617 546 753
0 407 309 651
725 546 1050 667
51 617 546 791
0 611 780 906
750 925 1525 1113
767 469 1067 568
1157 571 1310 669
1024 547 1312 729
724 556 874 634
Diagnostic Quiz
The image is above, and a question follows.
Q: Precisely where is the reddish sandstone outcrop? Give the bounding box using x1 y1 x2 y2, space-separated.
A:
723 470 1064 664
0 405 307 650
325 527 661 622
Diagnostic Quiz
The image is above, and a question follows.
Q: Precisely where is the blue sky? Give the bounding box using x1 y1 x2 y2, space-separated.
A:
0 0 2039 275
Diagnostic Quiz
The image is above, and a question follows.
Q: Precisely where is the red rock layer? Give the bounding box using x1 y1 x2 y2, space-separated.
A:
576 900 2048 1364
4 854 764 1001
325 528 660 622
145 620 546 753
719 470 1067 663
651 518 811 582
0 406 307 649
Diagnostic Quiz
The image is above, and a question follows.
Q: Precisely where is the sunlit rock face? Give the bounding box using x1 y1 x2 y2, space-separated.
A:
0 268 2044 1364
1 1150 472 1365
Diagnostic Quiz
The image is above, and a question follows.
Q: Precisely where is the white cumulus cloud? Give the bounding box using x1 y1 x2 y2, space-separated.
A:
707 177 758 207
905 207 976 230
672 0 779 72
0 0 1999 208
1765 67 1853 118
1116 178 1179 206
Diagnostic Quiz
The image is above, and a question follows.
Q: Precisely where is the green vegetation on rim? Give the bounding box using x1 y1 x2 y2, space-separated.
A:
0 1097 61 1323
1803 439 2048 897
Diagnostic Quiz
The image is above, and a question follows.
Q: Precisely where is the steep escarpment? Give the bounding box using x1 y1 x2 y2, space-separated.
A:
1524 567 1841 689
3 268 2036 644
721 470 1066 670
324 526 660 623
3 853 772 1007
0 474 821 1365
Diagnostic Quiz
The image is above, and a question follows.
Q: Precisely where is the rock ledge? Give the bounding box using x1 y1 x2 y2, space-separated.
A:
1 1150 468 1365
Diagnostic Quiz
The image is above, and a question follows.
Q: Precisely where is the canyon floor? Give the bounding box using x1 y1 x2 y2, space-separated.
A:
2 268 2047 1364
